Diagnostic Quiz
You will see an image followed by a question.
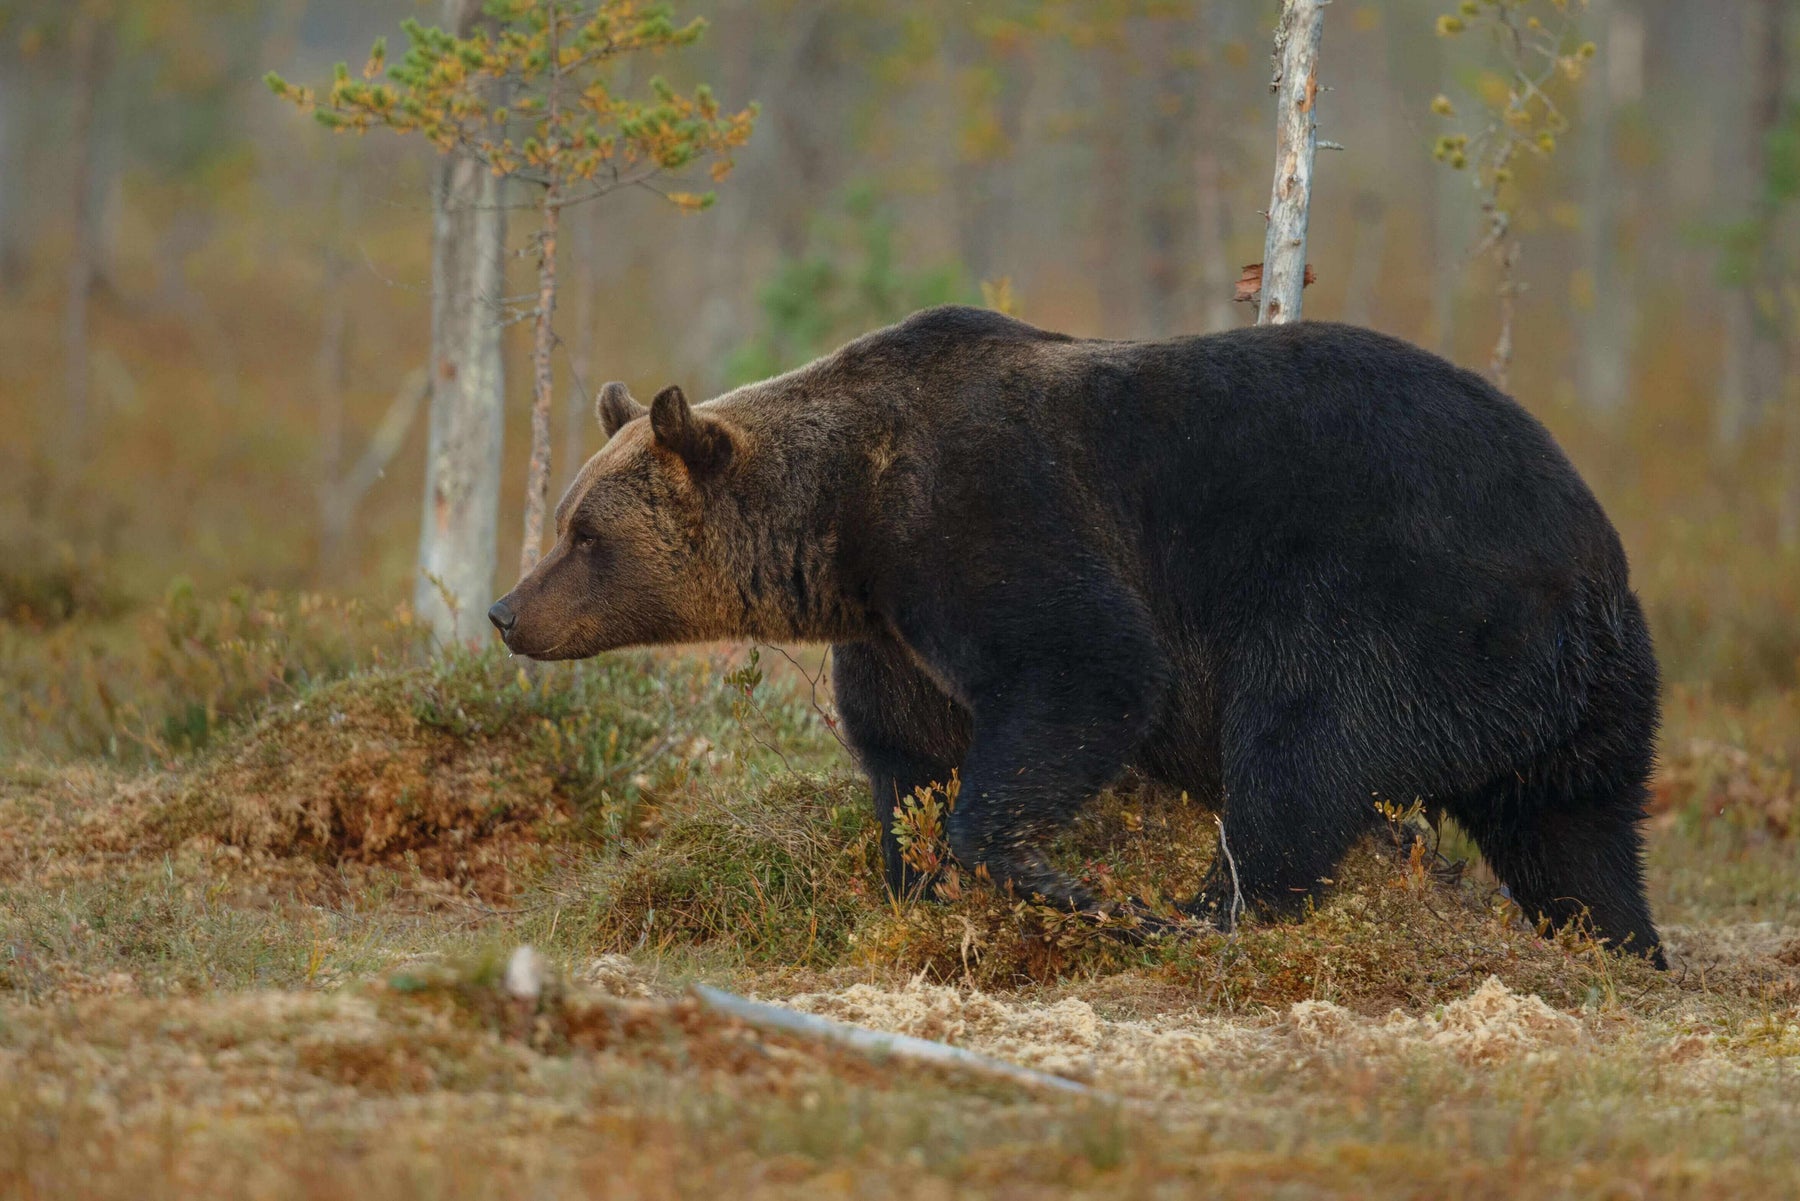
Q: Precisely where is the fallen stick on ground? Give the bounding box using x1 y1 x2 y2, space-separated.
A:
689 984 1108 1101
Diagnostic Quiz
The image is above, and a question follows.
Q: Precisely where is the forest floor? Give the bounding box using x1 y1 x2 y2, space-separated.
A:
2 635 1798 1200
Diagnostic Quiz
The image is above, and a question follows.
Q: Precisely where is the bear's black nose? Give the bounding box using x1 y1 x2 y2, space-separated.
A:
487 600 516 636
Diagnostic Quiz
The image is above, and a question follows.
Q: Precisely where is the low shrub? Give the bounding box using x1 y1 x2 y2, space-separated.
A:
148 647 791 897
575 772 880 965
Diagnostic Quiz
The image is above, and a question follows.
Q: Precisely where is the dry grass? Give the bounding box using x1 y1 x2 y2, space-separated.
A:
0 585 425 761
4 640 1800 1198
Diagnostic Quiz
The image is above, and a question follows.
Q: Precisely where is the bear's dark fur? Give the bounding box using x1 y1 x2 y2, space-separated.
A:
492 306 1664 965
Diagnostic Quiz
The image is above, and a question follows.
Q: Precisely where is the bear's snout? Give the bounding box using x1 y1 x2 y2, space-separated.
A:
487 600 517 639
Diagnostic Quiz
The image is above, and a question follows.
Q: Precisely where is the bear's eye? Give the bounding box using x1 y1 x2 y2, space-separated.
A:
574 533 597 552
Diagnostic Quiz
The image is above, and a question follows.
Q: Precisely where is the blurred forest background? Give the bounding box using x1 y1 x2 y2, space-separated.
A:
10 10 1800 1192
1 0 1797 718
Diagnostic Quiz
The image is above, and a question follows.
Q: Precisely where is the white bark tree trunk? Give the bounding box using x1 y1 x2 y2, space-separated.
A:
1577 0 1638 415
315 176 353 577
519 186 559 575
63 10 111 448
517 14 565 575
1191 0 1236 334
1193 142 1234 333
689 0 758 391
325 369 429 577
952 33 1029 289
1257 0 1325 326
0 66 24 291
560 208 595 495
1718 0 1788 446
1341 192 1388 329
1783 375 1800 551
415 0 506 645
1140 15 1184 338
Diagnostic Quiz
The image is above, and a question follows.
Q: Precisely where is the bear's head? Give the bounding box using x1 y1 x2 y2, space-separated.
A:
487 381 745 660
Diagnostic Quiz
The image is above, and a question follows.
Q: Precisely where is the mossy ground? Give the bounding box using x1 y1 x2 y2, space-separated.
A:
2 637 1797 1198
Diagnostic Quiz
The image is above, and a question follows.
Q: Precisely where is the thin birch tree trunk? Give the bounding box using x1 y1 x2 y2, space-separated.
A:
415 0 507 644
1094 42 1135 335
1767 0 1798 548
1140 16 1184 338
1577 0 1636 415
1341 193 1386 329
560 209 595 494
1257 0 1325 326
1191 1 1234 334
952 41 1029 288
324 369 429 577
768 10 833 259
0 66 24 291
1194 139 1234 333
518 14 564 574
63 9 111 449
1718 0 1788 446
315 176 354 577
1783 375 1800 551
520 187 559 574
690 0 757 389
1342 6 1396 331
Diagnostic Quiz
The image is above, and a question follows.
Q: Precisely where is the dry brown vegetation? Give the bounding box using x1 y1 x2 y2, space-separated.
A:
3 625 1799 1198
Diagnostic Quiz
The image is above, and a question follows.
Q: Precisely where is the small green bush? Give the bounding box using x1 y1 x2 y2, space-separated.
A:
577 772 879 966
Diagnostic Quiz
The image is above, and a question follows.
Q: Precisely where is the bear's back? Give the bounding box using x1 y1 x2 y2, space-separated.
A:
786 308 1622 589
880 312 1622 599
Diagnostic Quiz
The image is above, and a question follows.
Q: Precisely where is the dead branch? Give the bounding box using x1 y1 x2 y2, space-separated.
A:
689 984 1108 1101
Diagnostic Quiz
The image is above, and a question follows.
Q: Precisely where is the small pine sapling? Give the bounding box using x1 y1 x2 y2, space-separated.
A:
269 2 756 570
1430 0 1596 386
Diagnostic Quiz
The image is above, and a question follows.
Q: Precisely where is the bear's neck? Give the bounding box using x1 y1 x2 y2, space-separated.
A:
712 384 890 646
734 524 873 645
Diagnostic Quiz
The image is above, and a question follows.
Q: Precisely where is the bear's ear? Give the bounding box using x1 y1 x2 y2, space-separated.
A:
595 381 646 440
649 384 733 475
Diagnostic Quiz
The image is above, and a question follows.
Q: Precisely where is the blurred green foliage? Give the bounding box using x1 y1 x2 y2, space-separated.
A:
0 0 1795 713
725 188 973 384
1715 105 1800 287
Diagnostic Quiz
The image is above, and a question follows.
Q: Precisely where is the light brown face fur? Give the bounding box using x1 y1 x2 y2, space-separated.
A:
489 383 744 660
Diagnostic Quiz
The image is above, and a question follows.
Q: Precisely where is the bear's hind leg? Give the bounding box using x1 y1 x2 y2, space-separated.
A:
1447 774 1663 967
1445 615 1665 969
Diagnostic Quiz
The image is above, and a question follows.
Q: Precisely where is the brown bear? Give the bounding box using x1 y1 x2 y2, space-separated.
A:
489 305 1664 965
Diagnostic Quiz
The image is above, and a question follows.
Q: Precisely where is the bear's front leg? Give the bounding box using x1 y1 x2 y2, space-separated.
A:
926 592 1171 917
946 697 1147 914
831 638 971 898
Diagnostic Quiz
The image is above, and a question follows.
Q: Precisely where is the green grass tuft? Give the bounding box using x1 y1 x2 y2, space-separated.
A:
575 772 880 966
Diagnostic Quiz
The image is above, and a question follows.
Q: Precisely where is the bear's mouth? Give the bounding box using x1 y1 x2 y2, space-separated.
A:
506 632 586 661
